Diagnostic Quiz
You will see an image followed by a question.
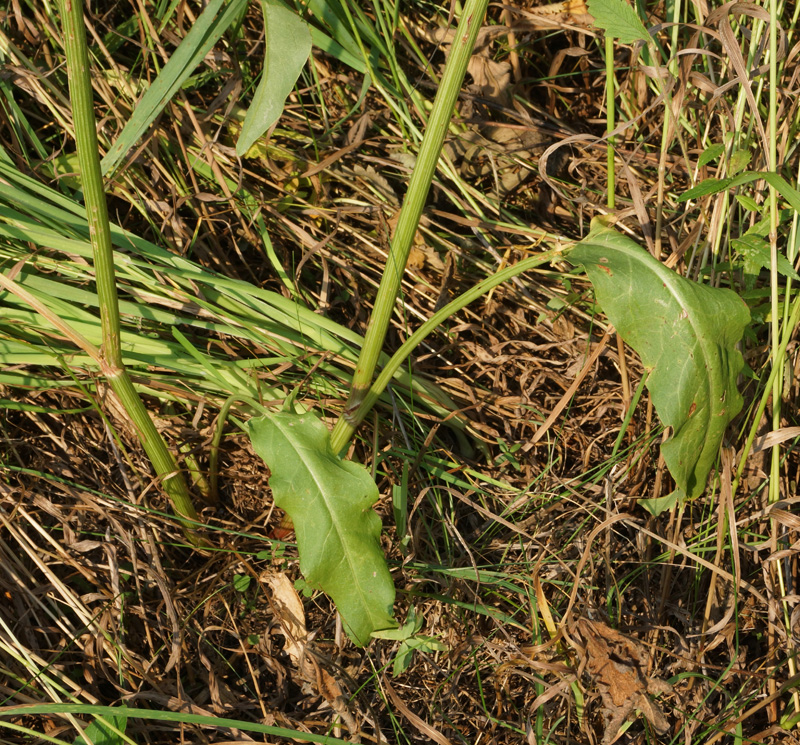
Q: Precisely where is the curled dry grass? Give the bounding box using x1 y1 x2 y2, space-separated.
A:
1 0 800 743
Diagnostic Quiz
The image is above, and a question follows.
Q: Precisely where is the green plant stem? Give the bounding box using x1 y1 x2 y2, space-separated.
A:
766 0 798 711
330 0 489 454
605 35 615 210
209 394 239 504
768 0 781 513
60 0 199 532
339 247 565 438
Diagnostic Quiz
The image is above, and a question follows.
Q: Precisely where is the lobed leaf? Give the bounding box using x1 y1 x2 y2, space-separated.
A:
567 221 749 503
248 412 396 645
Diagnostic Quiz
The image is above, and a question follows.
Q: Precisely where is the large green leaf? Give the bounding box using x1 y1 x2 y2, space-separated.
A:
236 1 312 157
248 412 396 645
567 222 749 502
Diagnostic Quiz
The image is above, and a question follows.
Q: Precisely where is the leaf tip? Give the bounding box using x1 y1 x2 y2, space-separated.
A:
589 214 618 232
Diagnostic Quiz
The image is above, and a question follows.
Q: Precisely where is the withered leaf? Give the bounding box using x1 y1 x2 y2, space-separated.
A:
573 617 672 744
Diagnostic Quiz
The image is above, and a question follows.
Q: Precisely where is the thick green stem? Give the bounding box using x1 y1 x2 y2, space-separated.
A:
330 0 489 453
108 371 198 524
342 248 565 433
60 0 121 362
60 0 199 531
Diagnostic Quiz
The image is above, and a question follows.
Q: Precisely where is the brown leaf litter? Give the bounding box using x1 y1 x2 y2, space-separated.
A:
263 571 360 737
571 616 672 744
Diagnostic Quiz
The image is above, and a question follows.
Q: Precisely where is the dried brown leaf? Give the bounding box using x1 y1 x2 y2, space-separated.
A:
262 571 307 666
573 617 671 744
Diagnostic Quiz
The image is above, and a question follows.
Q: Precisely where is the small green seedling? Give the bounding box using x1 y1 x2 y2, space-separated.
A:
372 608 447 676
233 574 251 593
495 440 524 471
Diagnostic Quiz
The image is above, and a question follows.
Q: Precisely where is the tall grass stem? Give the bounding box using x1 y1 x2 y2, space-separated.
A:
605 36 615 209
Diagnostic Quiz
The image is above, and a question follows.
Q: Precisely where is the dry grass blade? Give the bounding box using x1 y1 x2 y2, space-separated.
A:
382 677 454 745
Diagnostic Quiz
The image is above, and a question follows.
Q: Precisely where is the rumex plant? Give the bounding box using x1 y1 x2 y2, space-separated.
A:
16 0 787 656
248 0 497 643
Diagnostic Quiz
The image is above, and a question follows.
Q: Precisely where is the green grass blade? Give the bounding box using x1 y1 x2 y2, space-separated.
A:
100 0 248 176
0 704 354 744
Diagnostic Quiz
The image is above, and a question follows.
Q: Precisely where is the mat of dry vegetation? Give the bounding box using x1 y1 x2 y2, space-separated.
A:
1 0 800 743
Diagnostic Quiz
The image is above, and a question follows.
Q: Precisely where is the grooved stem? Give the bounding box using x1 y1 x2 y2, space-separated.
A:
60 0 200 535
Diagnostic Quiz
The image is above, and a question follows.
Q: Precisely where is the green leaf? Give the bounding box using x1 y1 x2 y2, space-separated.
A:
72 713 127 745
294 577 315 598
101 0 248 176
587 0 649 43
728 148 752 176
307 26 366 73
372 608 446 676
248 412 396 645
639 488 682 516
681 176 732 199
735 194 760 212
233 573 251 592
732 234 800 281
391 635 447 676
781 700 800 729
236 1 312 157
567 221 749 501
372 606 424 641
679 171 800 214
48 152 82 190
698 143 725 168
